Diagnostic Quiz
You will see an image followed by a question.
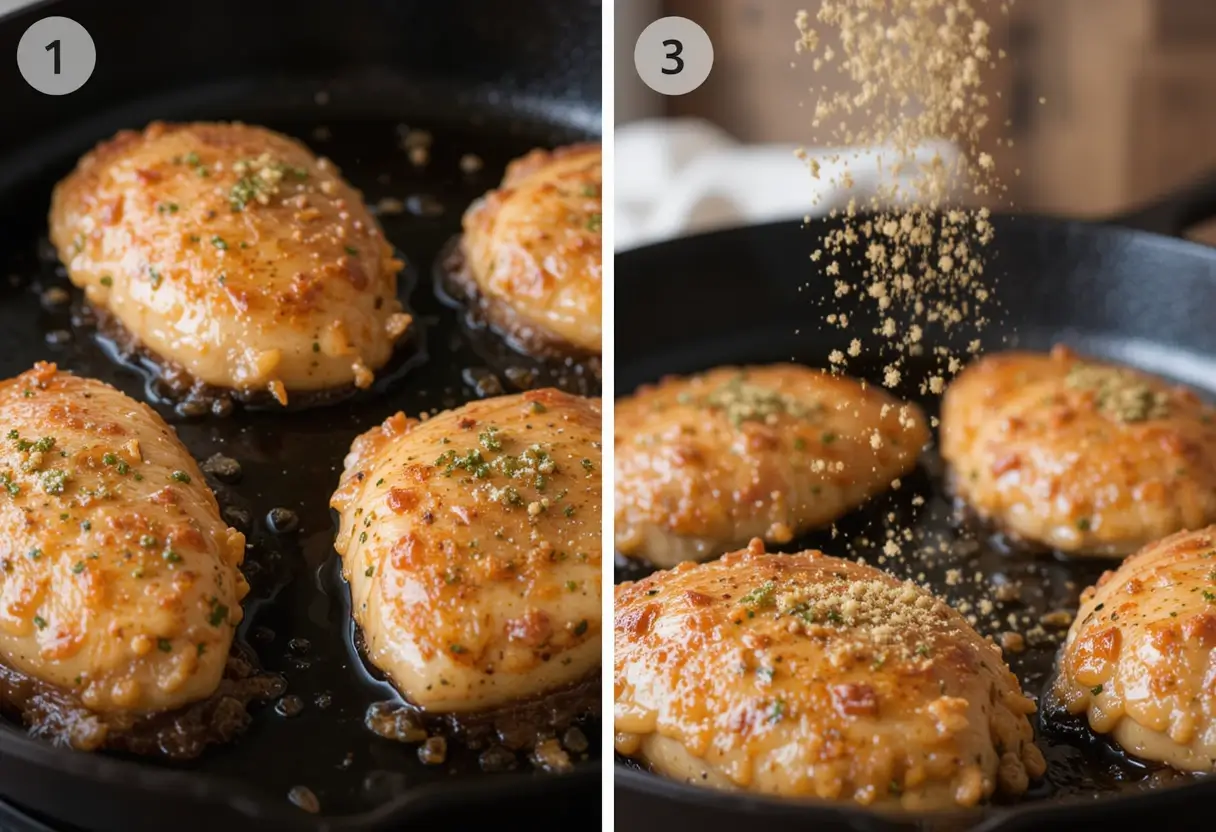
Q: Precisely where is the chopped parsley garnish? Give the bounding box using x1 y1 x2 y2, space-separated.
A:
573 619 588 636
229 177 259 210
740 581 776 608
32 616 47 630
436 449 492 478
71 561 85 574
769 699 786 723
365 566 374 577
163 550 182 564
170 470 192 484
1090 685 1103 696
581 458 594 473
211 236 228 250
27 548 41 560
99 276 113 287
450 644 467 654
208 600 229 627
478 427 503 452
1204 590 1216 603
585 213 602 232
345 246 359 256
1076 517 1092 531
157 638 172 652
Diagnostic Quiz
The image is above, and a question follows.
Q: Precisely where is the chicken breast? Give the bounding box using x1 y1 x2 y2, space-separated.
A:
330 388 601 713
615 540 1045 809
614 364 929 567
1051 526 1216 771
940 345 1216 556
0 362 246 725
49 121 411 406
449 143 602 357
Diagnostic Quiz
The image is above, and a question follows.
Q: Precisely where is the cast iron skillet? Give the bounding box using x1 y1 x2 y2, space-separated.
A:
0 0 602 830
613 182 1216 831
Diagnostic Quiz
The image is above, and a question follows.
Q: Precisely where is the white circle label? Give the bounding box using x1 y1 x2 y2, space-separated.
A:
17 16 96 96
634 16 714 96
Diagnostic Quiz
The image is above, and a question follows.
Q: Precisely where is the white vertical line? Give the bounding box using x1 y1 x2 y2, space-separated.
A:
599 1 617 829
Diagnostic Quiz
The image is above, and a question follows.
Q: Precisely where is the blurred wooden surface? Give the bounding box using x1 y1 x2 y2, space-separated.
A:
654 0 1216 244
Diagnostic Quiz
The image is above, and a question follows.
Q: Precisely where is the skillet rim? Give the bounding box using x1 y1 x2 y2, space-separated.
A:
611 214 1216 826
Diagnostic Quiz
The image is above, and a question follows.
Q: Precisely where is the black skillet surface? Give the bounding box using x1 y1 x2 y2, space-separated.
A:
0 1 602 830
613 203 1216 831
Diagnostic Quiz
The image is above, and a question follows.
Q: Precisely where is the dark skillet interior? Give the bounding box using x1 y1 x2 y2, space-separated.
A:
0 1 602 830
613 216 1216 832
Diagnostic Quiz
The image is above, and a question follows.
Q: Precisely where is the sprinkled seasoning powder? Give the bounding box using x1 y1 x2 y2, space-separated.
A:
793 0 1014 391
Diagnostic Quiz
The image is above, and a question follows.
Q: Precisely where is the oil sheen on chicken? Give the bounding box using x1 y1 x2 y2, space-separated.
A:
941 345 1216 556
615 540 1046 809
330 388 601 712
0 363 246 730
1052 526 1216 771
455 144 602 356
49 121 411 406
615 364 929 567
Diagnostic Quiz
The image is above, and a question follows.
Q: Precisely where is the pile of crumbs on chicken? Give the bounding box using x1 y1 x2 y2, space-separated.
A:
682 374 821 427
1065 362 1170 423
229 153 309 210
766 577 953 650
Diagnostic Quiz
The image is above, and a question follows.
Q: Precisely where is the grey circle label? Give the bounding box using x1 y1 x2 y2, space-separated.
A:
634 16 713 96
17 17 96 96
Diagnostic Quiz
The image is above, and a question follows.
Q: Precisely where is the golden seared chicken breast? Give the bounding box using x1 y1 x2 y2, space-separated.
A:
615 540 1046 810
1052 526 1216 771
614 364 929 567
0 363 246 739
330 388 601 713
49 121 411 407
450 143 602 357
940 345 1216 556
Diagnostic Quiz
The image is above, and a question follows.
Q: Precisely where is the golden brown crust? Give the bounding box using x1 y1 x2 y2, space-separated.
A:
614 540 1045 809
49 121 410 404
1053 526 1216 771
330 389 601 713
940 345 1216 556
453 143 601 357
614 364 929 567
0 363 246 715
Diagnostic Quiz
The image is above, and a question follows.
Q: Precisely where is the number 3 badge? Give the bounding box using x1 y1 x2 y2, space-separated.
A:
634 16 714 96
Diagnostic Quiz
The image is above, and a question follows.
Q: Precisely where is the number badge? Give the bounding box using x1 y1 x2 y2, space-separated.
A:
634 16 714 96
17 16 96 96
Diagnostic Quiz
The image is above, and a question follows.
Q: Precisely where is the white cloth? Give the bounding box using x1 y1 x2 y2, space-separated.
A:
614 117 963 251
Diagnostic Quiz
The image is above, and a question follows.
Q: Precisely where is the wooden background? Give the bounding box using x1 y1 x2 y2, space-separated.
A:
626 0 1216 243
